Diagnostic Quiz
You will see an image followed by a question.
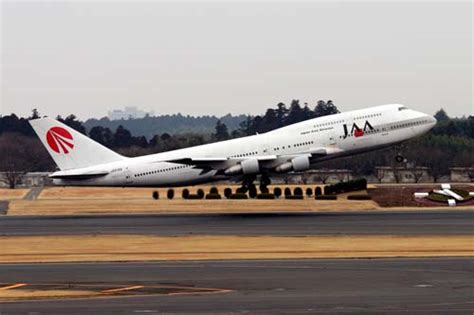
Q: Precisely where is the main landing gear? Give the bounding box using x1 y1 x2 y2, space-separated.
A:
236 174 271 197
259 174 271 194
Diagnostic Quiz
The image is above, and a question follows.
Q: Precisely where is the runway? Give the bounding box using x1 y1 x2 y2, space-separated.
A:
0 258 472 314
1 210 472 313
1 210 473 236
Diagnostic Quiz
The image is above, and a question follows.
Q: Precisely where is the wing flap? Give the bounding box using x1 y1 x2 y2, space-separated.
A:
164 155 278 171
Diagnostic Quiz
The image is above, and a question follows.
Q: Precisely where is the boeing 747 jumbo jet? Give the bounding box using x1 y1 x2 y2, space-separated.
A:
30 104 436 192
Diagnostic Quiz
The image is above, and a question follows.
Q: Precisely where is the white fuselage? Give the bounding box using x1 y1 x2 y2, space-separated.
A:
52 104 436 187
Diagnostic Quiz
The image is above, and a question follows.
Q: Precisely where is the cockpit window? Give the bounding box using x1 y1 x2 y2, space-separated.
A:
398 106 408 111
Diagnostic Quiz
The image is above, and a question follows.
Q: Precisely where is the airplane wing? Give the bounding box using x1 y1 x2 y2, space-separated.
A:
163 147 343 175
165 156 277 174
309 147 344 156
167 155 277 167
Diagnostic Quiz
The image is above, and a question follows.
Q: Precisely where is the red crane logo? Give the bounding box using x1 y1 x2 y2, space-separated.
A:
354 128 364 137
46 127 74 154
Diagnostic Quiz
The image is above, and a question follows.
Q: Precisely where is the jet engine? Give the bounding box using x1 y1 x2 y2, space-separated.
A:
275 155 310 173
224 159 260 175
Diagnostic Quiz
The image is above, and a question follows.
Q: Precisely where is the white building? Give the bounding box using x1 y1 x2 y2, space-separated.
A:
450 167 474 182
108 106 155 120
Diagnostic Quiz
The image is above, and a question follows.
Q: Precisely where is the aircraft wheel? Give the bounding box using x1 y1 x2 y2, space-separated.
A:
248 185 257 198
395 154 405 163
236 186 247 194
260 175 271 186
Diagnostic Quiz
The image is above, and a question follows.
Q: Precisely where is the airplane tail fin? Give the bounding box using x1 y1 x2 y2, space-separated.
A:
30 117 125 171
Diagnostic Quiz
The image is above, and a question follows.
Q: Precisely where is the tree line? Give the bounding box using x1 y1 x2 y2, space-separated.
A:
0 100 473 188
84 113 248 140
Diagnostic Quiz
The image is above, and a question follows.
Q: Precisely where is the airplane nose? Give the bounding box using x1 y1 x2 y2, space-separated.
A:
429 115 437 125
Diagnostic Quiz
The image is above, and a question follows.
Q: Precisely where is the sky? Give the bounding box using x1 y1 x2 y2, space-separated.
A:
1 1 473 119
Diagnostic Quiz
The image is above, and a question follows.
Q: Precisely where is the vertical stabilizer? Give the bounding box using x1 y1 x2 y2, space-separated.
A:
30 117 125 170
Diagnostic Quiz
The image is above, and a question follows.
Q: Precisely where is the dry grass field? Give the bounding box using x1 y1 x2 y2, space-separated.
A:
0 288 100 300
0 188 29 200
8 185 379 215
5 184 474 216
8 198 377 215
37 185 326 200
0 234 471 263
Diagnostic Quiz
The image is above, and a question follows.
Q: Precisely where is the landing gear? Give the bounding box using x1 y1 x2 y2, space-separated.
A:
236 175 257 194
236 174 271 197
394 145 407 163
395 154 405 163
259 174 271 194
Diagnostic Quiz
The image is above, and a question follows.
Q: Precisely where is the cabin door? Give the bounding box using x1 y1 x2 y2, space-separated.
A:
328 132 337 146
124 167 133 184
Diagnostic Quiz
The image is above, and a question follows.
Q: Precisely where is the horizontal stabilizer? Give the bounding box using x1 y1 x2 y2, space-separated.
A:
49 169 109 180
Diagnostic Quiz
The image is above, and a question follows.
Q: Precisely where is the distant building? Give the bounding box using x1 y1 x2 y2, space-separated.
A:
450 167 474 182
108 106 154 120
0 172 52 188
272 169 353 184
374 166 433 183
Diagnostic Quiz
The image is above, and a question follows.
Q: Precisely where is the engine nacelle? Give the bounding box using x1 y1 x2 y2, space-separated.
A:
224 159 260 175
275 155 310 173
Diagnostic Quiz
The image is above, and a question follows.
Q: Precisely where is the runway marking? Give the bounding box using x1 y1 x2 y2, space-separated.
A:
414 284 433 288
0 283 26 290
102 285 144 293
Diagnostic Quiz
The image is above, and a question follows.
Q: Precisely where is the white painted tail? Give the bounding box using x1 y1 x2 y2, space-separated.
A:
30 117 125 171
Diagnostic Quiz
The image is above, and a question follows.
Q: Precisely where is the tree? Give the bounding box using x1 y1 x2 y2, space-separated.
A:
286 100 305 125
314 172 330 184
314 100 340 117
374 168 387 183
261 108 279 132
30 108 40 119
0 133 53 188
469 116 474 138
424 148 448 182
275 102 288 127
301 172 309 185
161 133 171 141
434 108 449 122
89 126 113 147
214 120 229 141
392 166 402 183
411 169 424 183
465 167 474 182
57 114 86 134
113 125 133 147
0 114 35 136
238 117 255 136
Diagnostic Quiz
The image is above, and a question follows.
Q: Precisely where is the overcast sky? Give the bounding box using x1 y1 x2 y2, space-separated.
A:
1 1 472 119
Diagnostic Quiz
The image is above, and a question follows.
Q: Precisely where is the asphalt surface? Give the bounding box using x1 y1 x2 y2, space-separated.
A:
0 258 472 314
22 187 43 201
0 210 473 236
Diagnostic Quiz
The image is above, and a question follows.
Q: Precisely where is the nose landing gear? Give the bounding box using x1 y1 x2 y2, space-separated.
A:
395 154 406 163
236 175 256 195
394 145 408 163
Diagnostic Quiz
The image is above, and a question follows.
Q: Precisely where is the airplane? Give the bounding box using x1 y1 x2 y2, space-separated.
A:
30 104 436 194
